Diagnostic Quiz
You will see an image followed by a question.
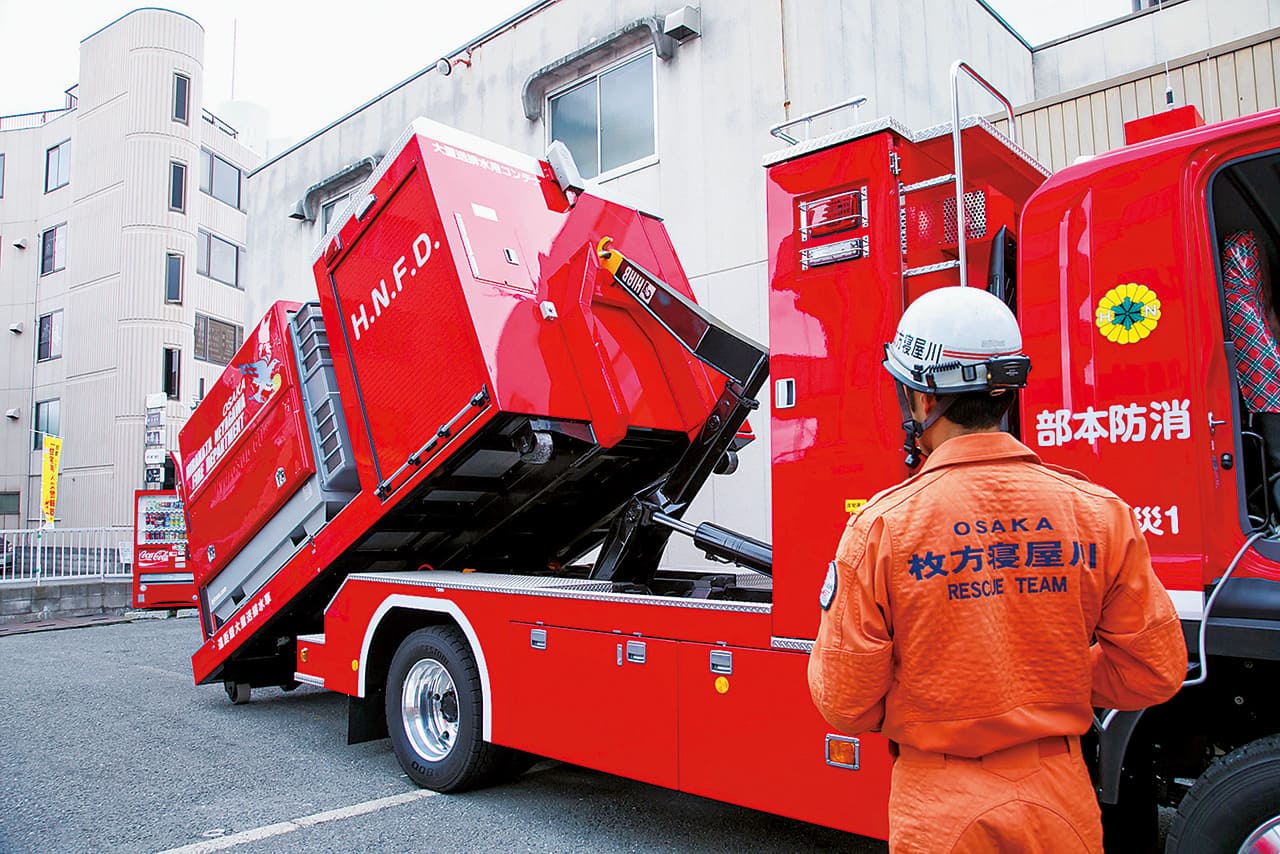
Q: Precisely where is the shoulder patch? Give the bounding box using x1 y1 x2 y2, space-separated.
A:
820 561 837 610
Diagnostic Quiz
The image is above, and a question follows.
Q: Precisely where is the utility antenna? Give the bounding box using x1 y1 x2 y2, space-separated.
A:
230 19 238 100
1155 0 1175 109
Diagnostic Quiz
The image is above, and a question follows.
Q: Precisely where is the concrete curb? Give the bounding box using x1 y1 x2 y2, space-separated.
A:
0 607 197 638
0 578 133 626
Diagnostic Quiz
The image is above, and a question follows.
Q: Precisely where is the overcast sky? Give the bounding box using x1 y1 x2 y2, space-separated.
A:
1 1 1132 149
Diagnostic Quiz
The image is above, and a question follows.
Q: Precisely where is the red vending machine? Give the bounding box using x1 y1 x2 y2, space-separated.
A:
132 489 194 609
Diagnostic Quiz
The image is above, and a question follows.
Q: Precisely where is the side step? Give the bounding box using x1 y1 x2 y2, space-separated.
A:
295 633 328 687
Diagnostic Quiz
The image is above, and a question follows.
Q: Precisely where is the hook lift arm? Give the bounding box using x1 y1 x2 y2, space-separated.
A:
589 238 773 585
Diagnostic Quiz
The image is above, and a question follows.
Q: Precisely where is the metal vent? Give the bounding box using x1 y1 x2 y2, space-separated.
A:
288 303 358 493
942 190 987 243
293 306 331 378
313 397 347 478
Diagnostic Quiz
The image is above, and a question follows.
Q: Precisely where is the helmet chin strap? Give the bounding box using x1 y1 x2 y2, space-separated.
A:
894 383 956 470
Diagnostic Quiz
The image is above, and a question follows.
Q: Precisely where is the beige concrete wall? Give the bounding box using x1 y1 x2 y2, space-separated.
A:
0 8 258 528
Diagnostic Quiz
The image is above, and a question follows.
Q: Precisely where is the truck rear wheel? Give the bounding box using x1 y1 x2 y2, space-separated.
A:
385 626 512 792
1166 735 1280 853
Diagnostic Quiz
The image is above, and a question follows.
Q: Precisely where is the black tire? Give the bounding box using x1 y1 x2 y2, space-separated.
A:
224 681 250 705
385 626 511 793
1166 735 1280 853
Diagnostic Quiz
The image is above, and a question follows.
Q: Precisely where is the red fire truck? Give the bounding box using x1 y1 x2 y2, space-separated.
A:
175 65 1280 852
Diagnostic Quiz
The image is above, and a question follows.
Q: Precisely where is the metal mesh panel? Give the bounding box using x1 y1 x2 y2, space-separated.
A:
942 190 987 243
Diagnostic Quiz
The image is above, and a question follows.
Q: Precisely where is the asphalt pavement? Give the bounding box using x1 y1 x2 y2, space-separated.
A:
0 615 884 853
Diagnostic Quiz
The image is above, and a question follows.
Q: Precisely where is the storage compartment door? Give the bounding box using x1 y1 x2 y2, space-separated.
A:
677 642 891 838
496 623 678 789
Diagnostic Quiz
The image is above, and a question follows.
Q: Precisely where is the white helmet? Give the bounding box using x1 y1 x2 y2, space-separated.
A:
883 287 1030 394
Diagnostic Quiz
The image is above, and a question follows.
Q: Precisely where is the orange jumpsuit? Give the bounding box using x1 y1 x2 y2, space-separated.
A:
808 431 1187 853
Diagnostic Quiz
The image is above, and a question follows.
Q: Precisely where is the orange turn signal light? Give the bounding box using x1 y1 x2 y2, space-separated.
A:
825 734 860 770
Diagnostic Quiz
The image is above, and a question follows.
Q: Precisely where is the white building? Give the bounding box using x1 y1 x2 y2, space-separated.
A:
0 9 260 528
241 0 1280 565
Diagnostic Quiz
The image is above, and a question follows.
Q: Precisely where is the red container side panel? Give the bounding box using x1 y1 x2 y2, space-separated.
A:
323 157 491 491
765 122 1049 641
766 131 911 642
177 302 313 585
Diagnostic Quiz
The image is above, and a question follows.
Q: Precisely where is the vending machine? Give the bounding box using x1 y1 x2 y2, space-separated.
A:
132 489 194 609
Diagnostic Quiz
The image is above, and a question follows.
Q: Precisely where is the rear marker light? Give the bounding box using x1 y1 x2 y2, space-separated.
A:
800 237 869 270
825 734 860 770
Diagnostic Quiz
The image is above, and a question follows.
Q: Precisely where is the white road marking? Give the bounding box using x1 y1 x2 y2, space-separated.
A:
158 789 438 853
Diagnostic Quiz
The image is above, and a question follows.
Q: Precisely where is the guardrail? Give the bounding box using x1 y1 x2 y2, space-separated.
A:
0 107 75 131
0 86 78 131
201 108 238 139
0 527 132 584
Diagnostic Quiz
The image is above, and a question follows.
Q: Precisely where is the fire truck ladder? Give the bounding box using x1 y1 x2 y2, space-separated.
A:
588 238 772 586
898 60 1018 289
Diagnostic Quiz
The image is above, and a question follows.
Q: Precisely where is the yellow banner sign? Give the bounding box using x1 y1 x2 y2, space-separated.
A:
41 435 62 526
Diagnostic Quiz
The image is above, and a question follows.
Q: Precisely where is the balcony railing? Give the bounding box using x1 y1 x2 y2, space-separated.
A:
0 85 78 131
202 108 238 139
0 527 133 584
0 107 74 131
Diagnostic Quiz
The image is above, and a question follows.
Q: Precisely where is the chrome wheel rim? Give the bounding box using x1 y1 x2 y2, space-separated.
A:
1239 816 1280 854
402 658 458 761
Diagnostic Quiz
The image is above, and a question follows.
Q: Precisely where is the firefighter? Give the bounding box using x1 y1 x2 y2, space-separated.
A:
808 286 1187 853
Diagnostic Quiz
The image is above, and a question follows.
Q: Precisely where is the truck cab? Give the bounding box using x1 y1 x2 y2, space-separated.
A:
1017 105 1280 851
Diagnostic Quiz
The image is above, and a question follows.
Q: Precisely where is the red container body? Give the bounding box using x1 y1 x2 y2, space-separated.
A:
177 301 314 586
314 120 720 503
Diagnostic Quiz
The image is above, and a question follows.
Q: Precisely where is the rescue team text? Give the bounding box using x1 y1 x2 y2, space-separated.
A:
907 515 1093 603
349 232 434 341
947 575 1069 601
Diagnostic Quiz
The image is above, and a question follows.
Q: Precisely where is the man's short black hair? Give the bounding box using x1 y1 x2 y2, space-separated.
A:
943 390 1017 429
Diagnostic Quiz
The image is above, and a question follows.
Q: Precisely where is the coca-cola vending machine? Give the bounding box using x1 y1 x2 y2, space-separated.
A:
132 489 194 609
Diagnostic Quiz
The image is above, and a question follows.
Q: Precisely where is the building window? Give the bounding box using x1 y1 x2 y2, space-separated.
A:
165 253 183 304
200 149 241 208
322 194 350 232
169 161 186 212
194 313 244 366
163 348 181 400
0 491 18 516
33 399 60 450
173 73 190 123
196 229 240 288
45 140 70 192
40 224 66 275
0 152 5 198
37 311 62 362
548 52 655 179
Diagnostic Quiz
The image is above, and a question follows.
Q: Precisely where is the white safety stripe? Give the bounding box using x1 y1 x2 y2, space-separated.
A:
157 789 437 853
1169 589 1204 621
358 594 493 741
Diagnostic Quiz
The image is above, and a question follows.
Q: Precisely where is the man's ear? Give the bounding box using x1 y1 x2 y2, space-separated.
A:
908 388 935 421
